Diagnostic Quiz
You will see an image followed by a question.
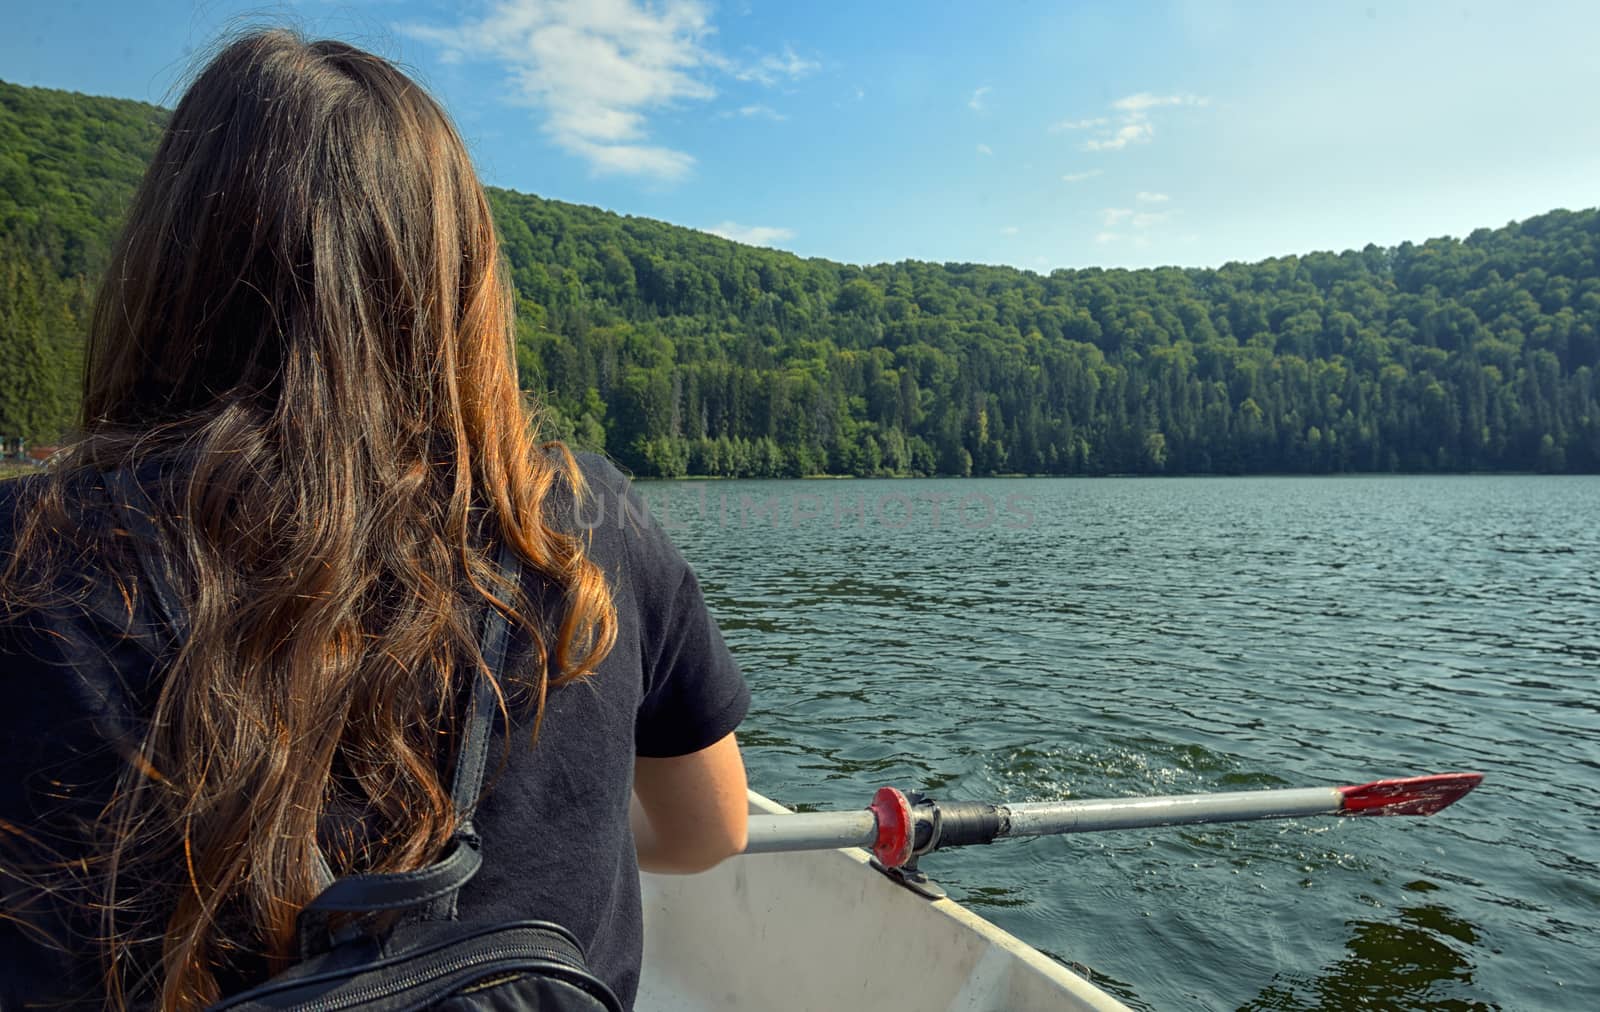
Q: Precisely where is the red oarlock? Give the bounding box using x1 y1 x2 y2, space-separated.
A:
868 786 914 868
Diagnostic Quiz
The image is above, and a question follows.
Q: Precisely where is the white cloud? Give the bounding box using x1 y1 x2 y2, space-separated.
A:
1000 225 1020 235
1135 191 1170 203
705 221 795 247
1049 116 1107 132
401 1 813 181
733 103 787 121
1095 232 1120 244
566 137 696 179
976 143 993 156
1111 92 1209 115
1065 90 1209 154
968 85 991 112
1083 122 1153 151
731 45 820 86
1061 169 1103 183
1103 204 1173 231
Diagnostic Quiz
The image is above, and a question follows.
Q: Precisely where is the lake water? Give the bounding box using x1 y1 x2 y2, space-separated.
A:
643 475 1598 1011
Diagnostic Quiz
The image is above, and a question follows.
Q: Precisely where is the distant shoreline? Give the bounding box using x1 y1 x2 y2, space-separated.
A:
633 469 1580 480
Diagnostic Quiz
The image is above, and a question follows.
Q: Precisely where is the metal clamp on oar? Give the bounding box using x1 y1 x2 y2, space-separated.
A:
742 773 1485 899
870 789 1015 898
866 788 947 898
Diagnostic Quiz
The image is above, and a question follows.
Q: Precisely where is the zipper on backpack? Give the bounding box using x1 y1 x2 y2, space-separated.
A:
287 940 593 1012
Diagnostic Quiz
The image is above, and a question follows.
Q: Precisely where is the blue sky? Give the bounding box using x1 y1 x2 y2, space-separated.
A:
4 1 1598 271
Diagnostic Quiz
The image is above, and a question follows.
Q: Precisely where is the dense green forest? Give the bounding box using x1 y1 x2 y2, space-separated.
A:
3 79 1597 475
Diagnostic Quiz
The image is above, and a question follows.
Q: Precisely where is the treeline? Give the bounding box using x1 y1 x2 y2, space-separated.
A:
0 80 164 444
4 79 1598 475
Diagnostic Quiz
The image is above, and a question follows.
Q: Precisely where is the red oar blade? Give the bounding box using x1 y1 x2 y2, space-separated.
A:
1337 772 1483 816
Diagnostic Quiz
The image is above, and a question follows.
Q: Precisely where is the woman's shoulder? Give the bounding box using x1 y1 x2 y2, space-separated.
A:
557 451 651 540
550 450 689 596
567 450 629 493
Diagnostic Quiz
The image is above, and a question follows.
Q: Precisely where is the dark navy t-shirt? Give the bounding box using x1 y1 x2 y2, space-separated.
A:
0 452 748 1009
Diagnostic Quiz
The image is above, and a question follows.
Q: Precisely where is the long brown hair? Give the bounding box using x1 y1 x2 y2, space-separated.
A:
1 30 615 1008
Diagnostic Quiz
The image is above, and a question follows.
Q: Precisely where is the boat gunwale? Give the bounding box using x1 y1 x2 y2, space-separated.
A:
737 788 1134 1011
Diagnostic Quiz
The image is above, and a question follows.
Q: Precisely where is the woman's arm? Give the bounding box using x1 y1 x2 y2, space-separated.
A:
631 731 748 874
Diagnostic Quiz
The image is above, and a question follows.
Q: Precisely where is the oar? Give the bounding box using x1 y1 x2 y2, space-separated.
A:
743 773 1483 871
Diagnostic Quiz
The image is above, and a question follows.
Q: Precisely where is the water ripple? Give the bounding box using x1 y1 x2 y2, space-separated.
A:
659 475 1600 1011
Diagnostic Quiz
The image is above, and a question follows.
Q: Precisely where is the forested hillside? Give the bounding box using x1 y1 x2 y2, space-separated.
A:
0 82 165 446
3 79 1597 475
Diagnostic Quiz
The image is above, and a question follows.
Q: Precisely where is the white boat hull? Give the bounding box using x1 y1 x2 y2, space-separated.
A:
639 790 1131 1011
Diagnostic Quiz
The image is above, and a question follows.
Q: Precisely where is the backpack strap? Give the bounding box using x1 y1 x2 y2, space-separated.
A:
296 538 521 954
448 538 518 841
431 536 518 919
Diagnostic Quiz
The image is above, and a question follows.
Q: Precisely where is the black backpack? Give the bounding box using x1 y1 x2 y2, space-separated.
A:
108 471 622 1012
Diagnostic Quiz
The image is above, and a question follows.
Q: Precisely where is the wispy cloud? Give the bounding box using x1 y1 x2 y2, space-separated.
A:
1069 91 1209 153
1095 232 1120 244
726 103 787 121
401 0 814 181
834 85 866 110
1062 169 1103 183
1102 206 1173 228
570 140 696 179
968 85 991 112
731 45 820 86
1112 92 1209 115
1136 191 1170 203
976 143 993 156
1000 225 1020 235
705 221 795 247
1083 122 1153 151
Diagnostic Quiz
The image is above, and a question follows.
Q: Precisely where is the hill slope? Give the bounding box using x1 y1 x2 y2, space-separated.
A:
2 79 1596 474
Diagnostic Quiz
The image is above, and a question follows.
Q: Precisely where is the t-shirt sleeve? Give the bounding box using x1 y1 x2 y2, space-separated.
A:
573 453 749 758
634 564 749 758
